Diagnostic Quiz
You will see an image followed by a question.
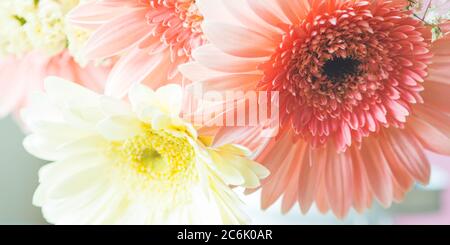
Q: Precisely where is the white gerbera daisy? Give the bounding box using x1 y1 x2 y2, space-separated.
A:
22 77 269 225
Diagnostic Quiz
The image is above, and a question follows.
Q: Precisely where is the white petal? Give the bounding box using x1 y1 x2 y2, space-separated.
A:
208 180 249 224
23 122 93 161
96 115 143 141
21 92 63 131
128 83 156 115
44 76 99 107
155 84 183 116
38 153 106 185
207 145 270 188
206 150 245 186
137 106 162 123
99 96 133 116
151 113 173 131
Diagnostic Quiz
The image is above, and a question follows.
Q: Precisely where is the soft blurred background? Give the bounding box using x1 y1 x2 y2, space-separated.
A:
0 115 449 225
0 116 46 224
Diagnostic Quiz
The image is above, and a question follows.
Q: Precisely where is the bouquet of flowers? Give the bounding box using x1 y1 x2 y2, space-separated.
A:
1 0 449 224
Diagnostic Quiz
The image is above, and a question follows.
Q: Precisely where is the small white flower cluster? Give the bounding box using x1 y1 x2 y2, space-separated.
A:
409 0 450 40
0 0 89 61
410 0 450 24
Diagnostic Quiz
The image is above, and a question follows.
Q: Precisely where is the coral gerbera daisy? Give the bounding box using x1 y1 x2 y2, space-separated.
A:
180 0 450 218
68 0 207 98
22 77 269 224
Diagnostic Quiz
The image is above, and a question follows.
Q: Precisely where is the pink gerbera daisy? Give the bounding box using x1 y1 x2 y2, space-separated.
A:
180 0 450 218
68 0 206 98
0 51 110 122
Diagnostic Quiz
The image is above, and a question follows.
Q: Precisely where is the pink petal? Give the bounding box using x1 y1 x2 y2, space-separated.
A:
360 138 394 207
246 0 290 27
408 115 450 155
67 1 135 29
383 129 430 185
324 150 353 218
261 148 297 209
105 47 166 98
178 62 229 82
83 8 151 60
298 146 327 214
192 44 265 73
350 148 372 213
202 22 276 58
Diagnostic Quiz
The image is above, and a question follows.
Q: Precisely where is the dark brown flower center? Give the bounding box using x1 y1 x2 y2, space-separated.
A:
322 57 361 84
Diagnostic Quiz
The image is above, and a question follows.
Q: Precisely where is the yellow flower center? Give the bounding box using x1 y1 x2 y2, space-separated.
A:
111 126 198 193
